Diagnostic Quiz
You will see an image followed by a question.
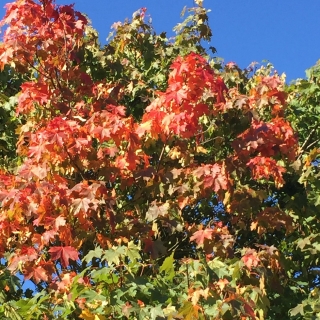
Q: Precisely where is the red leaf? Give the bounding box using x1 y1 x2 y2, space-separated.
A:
20 246 38 261
49 246 79 268
190 228 214 247
17 82 50 114
165 87 188 104
243 303 256 320
24 266 48 284
193 164 228 193
242 249 260 271
143 238 167 259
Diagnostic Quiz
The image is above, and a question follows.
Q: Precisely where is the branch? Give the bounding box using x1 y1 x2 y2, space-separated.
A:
53 263 62 281
24 57 49 80
59 18 70 88
157 144 166 172
24 56 59 95
298 126 319 159
54 67 65 93
300 127 317 151
65 149 85 181
199 136 223 145
305 139 320 151
157 136 170 172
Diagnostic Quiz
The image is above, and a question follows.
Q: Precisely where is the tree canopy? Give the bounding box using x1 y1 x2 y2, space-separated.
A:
0 0 320 319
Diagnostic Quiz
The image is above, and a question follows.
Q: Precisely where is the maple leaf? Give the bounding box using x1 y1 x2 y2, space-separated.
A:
165 87 188 104
190 228 214 247
247 156 286 188
72 198 91 215
143 238 167 259
20 246 38 261
145 202 170 221
216 278 229 291
0 46 14 70
75 19 84 30
49 246 79 268
242 249 260 270
243 303 256 320
28 142 49 162
24 265 48 284
42 229 57 245
159 252 175 281
54 216 66 230
178 301 200 320
122 303 132 318
30 163 49 180
169 56 189 78
56 272 76 292
136 120 152 137
79 310 107 320
17 82 50 114
262 75 282 89
189 288 209 306
194 164 228 193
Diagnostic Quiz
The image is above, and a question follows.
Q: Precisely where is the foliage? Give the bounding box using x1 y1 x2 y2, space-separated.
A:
0 0 319 319
0 65 24 169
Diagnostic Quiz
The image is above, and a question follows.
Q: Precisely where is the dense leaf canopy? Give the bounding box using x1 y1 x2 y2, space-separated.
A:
0 0 320 319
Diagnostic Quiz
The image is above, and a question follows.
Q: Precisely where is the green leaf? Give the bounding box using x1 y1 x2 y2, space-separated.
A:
221 302 230 315
159 252 175 281
79 289 107 302
205 304 220 317
84 246 104 263
208 258 230 278
3 303 22 320
127 241 141 262
150 305 165 320
290 303 305 316
103 246 127 265
232 261 241 282
91 268 118 284
178 301 198 319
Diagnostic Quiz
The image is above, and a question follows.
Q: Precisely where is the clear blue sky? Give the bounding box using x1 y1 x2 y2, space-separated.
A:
1 0 319 82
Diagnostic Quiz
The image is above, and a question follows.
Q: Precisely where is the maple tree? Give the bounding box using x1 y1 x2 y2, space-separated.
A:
0 0 320 319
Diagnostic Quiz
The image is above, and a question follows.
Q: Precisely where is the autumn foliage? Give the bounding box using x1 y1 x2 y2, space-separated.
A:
0 0 319 319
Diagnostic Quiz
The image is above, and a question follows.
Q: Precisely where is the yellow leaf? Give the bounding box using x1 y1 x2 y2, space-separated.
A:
196 146 208 154
80 309 95 320
223 191 230 205
168 146 181 160
80 310 107 320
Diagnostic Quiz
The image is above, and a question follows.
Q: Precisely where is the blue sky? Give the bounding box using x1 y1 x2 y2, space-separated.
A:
1 0 319 82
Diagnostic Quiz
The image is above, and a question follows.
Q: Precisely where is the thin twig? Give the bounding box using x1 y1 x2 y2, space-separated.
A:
199 136 223 145
54 263 62 281
157 137 170 172
60 18 70 89
300 127 317 152
54 67 64 93
24 57 49 80
66 149 85 181
186 261 190 288
305 139 320 151
298 126 319 159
